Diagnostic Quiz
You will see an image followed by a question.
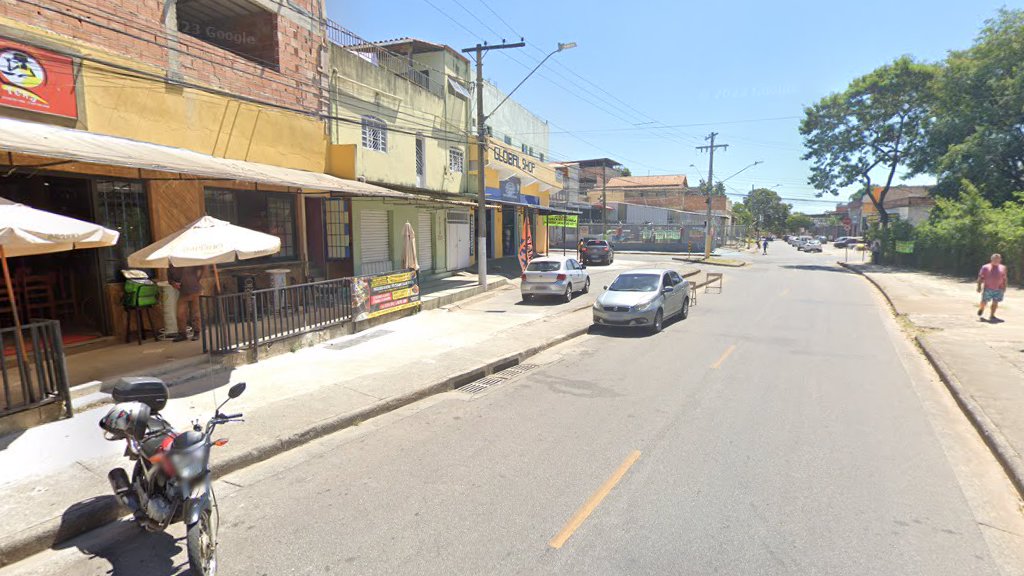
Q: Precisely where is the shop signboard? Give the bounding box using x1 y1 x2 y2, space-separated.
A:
0 38 77 119
350 269 420 321
895 240 915 254
542 215 578 228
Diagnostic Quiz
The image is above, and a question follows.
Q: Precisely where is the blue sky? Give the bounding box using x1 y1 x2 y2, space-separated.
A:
329 0 1009 213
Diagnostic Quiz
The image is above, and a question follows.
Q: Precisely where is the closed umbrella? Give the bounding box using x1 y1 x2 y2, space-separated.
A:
127 215 281 292
0 197 119 385
402 221 419 271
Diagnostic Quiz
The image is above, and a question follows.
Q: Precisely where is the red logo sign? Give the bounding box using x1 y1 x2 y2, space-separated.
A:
0 39 77 119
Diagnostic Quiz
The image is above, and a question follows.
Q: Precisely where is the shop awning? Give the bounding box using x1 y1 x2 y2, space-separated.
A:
0 117 417 201
538 205 581 215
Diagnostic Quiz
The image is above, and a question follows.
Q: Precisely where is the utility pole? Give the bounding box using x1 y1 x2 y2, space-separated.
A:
463 41 525 289
696 132 728 259
601 164 607 239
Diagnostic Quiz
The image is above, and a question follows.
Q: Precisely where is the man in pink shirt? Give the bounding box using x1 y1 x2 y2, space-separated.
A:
977 253 1008 322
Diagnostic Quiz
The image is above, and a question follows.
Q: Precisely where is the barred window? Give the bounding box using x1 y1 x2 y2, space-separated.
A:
361 116 387 152
448 148 464 173
325 198 350 260
95 180 150 282
204 189 297 260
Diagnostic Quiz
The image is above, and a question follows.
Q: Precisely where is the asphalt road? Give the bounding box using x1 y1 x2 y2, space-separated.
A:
6 244 1024 576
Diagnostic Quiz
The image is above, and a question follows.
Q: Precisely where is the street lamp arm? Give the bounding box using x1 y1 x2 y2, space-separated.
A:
720 160 764 184
485 43 576 120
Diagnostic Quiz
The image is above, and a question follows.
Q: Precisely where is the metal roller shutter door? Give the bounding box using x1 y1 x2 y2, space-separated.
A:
360 210 390 271
417 211 433 271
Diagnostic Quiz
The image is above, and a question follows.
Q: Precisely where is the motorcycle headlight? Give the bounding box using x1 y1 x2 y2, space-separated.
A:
170 447 207 480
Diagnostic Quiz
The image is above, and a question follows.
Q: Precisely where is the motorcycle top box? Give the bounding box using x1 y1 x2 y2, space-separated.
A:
112 377 169 412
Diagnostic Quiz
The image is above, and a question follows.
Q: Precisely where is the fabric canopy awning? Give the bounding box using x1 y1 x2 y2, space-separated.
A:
0 117 414 200
538 205 581 215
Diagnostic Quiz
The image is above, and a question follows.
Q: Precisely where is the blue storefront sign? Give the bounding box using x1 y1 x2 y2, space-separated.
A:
485 176 541 206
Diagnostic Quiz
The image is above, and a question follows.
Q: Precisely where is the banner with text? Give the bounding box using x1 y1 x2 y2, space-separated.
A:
351 269 420 321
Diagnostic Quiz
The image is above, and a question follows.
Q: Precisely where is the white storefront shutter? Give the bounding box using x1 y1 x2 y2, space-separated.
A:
417 211 433 272
360 209 392 274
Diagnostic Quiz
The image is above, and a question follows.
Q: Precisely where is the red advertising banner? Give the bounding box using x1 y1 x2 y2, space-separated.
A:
0 39 77 119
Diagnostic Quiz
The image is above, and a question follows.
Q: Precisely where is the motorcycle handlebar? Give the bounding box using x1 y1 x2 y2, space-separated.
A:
220 413 243 420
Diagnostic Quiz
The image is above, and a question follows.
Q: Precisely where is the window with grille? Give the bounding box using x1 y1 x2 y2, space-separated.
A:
325 198 350 260
266 195 295 259
448 148 464 173
95 180 150 282
203 189 297 261
361 116 387 152
415 137 425 176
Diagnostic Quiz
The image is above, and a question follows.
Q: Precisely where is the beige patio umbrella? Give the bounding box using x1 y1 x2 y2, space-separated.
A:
0 197 119 382
402 221 419 271
127 215 281 292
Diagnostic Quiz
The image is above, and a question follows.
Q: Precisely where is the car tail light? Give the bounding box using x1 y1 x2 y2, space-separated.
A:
521 273 527 281
602 247 609 251
556 274 567 281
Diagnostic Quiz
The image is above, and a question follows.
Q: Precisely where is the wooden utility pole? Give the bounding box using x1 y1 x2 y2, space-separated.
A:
696 132 728 258
462 41 525 289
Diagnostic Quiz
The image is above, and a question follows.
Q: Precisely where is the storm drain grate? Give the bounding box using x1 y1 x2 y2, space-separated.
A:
458 363 541 394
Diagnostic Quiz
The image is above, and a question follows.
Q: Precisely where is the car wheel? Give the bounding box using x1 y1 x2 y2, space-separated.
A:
582 277 591 294
681 297 689 320
651 309 664 334
563 283 573 303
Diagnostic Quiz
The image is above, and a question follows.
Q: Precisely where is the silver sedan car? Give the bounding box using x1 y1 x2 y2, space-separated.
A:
521 256 591 303
592 269 690 333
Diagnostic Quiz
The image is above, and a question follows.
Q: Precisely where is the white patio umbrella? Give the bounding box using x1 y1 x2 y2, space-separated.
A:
128 215 281 292
402 221 419 271
0 197 119 373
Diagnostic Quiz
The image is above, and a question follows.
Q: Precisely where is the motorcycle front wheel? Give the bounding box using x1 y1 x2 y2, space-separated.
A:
187 505 217 576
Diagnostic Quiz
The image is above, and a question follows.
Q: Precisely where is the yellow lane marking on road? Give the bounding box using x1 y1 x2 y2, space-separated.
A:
548 450 642 549
779 288 790 297
711 344 736 369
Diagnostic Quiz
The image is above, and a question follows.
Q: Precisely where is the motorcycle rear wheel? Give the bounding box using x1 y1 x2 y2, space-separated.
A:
187 505 217 576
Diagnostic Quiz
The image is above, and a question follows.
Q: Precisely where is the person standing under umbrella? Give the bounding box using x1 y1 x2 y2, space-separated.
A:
168 264 205 341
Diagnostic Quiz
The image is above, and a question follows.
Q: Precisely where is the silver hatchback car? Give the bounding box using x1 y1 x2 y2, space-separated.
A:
592 269 690 333
521 256 591 303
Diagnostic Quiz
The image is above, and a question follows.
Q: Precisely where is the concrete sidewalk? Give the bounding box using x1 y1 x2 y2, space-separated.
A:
0 282 592 567
840 263 1024 497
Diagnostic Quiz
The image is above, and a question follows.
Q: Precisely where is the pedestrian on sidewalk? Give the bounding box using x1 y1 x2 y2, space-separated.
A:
762 238 768 255
977 253 1007 322
168 263 205 341
577 238 586 263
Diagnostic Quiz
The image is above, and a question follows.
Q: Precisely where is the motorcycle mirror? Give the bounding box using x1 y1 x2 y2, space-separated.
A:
228 382 246 399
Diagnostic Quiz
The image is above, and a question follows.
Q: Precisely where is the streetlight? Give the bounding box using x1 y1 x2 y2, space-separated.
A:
465 41 577 289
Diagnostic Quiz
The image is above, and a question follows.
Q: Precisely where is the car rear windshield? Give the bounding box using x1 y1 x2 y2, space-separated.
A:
586 240 608 246
609 274 660 292
526 261 561 272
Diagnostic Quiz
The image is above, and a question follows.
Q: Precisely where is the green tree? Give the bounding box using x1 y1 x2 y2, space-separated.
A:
914 180 993 274
910 9 1024 205
745 188 791 233
697 180 727 196
732 201 754 226
786 213 814 233
620 167 632 177
800 56 937 262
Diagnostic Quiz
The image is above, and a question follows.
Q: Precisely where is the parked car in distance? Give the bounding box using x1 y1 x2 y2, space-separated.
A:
817 236 828 244
593 269 689 334
834 236 864 248
583 239 615 265
521 256 590 303
802 239 823 252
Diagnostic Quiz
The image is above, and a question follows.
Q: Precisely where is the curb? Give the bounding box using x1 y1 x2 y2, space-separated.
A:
916 335 1024 498
838 260 1024 500
672 257 746 268
835 262 896 310
0 314 591 568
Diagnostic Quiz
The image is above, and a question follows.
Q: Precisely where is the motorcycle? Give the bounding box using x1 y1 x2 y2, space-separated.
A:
100 376 246 576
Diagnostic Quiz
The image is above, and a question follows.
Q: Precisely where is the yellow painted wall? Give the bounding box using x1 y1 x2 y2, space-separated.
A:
327 44 468 194
0 19 327 173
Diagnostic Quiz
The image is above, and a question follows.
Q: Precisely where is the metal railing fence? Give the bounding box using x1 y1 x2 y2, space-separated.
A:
200 278 353 359
0 319 71 418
